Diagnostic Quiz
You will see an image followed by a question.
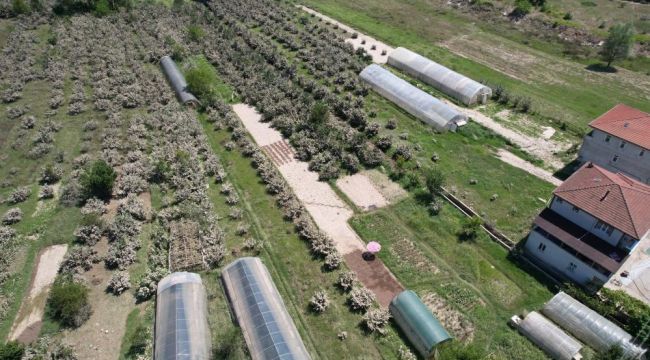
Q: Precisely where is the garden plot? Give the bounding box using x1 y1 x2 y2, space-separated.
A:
299 5 393 64
422 292 475 343
233 103 403 306
8 244 68 343
169 220 203 271
336 173 389 211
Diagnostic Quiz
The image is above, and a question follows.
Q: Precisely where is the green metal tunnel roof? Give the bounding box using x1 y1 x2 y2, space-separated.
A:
389 290 452 358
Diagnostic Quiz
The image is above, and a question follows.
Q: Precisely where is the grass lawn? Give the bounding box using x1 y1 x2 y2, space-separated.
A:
298 0 649 130
198 116 411 359
366 92 556 241
350 197 554 359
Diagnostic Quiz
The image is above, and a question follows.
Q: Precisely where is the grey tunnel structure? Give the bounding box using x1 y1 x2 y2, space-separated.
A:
160 55 200 107
360 64 467 132
388 47 491 106
155 272 212 360
222 257 312 360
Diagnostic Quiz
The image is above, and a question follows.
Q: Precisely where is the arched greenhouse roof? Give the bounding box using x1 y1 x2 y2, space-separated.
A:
155 272 211 360
389 290 452 358
360 64 466 132
388 47 491 106
222 257 311 360
517 311 582 360
160 55 200 107
542 292 646 359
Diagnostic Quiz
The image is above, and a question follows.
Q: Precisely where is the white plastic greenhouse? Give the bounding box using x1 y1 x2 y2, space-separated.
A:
388 47 492 106
512 311 582 360
160 55 200 107
154 272 211 360
222 257 312 360
359 64 467 132
542 292 646 359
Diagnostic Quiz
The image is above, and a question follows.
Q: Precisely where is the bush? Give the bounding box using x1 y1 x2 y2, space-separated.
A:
0 341 24 360
362 308 391 334
512 0 532 17
80 160 116 201
425 167 445 195
11 0 30 15
348 287 375 312
309 290 330 313
188 25 205 42
185 56 218 103
337 271 357 292
2 208 22 225
459 216 483 241
93 0 109 16
47 278 92 327
107 272 130 295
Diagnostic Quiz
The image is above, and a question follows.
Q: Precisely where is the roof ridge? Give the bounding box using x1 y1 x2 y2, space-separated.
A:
598 115 650 125
617 185 640 238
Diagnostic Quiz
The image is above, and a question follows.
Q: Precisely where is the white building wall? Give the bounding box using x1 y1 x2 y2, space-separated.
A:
525 231 610 285
549 197 624 247
579 129 650 184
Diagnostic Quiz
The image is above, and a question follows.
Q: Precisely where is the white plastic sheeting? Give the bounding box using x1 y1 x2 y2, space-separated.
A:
516 311 582 360
222 257 312 360
388 47 491 106
160 56 200 106
359 64 467 132
542 292 646 359
155 272 211 360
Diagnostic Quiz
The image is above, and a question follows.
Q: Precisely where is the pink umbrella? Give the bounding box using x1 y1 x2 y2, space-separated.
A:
367 241 381 254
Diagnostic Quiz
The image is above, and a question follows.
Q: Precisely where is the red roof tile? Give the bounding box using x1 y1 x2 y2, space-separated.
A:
554 163 650 239
589 104 650 150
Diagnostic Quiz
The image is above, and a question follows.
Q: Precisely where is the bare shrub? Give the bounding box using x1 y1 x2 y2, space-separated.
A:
362 308 391 334
309 290 330 313
81 198 107 216
7 186 31 204
348 287 375 312
73 225 102 246
324 252 342 271
337 271 357 292
2 208 23 225
39 185 55 199
107 272 131 295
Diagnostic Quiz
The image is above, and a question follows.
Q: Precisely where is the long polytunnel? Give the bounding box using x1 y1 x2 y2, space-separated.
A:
515 311 582 360
160 55 200 107
359 64 467 132
155 272 211 360
389 290 452 358
388 47 492 106
542 292 646 359
221 257 311 360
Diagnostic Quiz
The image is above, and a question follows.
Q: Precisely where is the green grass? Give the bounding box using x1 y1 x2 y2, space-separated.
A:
198 116 409 359
366 92 555 240
298 0 650 130
350 197 554 359
118 306 154 360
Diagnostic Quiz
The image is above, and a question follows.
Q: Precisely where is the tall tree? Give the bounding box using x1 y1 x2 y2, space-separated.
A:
600 23 635 68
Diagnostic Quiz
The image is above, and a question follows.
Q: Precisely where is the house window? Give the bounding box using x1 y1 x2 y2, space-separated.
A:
572 206 580 213
538 243 546 252
613 155 619 162
606 226 614 236
641 150 645 157
568 262 577 272
620 141 626 149
595 221 603 230
605 135 611 143
556 197 564 204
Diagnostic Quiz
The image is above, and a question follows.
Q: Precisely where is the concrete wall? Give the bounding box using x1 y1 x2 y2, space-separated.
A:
578 130 650 184
524 230 610 285
549 197 624 247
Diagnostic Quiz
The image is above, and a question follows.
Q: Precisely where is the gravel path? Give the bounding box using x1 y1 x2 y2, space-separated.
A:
234 103 404 306
496 149 562 186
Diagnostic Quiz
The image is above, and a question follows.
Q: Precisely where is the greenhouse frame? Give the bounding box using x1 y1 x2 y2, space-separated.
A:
389 290 452 358
221 257 312 360
514 311 582 360
359 64 467 132
388 47 492 106
542 292 646 359
154 272 212 360
160 55 200 107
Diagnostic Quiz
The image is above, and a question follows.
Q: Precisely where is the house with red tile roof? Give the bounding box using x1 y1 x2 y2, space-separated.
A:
578 104 650 184
524 162 650 287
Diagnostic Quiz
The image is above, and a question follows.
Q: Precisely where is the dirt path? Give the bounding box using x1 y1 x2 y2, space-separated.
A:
234 103 404 306
298 5 393 64
9 244 68 343
496 149 562 186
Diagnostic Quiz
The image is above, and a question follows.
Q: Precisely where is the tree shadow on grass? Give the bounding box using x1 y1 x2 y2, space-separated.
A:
585 63 618 73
